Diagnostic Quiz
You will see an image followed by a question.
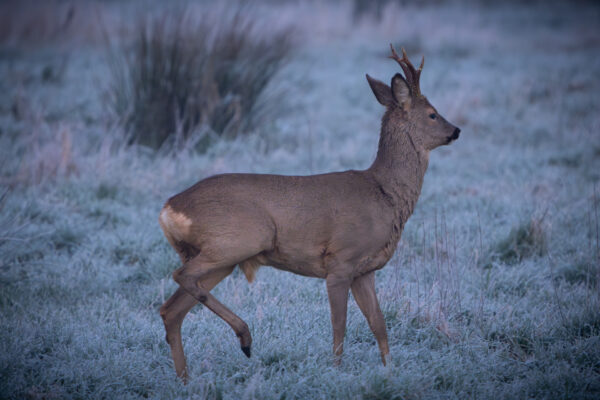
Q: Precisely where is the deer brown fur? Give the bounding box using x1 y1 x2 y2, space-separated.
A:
158 44 460 381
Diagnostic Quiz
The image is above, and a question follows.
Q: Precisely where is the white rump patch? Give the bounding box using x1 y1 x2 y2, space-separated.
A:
159 205 193 243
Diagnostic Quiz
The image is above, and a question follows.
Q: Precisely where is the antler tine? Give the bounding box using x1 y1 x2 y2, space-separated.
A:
401 47 409 61
389 44 414 84
388 43 423 95
399 46 424 73
388 43 401 61
415 55 424 83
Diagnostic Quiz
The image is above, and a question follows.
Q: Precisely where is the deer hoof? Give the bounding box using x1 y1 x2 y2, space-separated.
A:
241 346 251 358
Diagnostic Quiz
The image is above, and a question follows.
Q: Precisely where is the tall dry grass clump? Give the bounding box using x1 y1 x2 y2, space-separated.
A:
106 10 293 150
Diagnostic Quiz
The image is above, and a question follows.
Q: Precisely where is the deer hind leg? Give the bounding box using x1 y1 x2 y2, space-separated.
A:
350 271 390 366
172 250 254 359
160 266 233 382
325 273 352 365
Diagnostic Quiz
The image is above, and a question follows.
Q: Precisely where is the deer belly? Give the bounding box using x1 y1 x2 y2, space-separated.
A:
260 247 328 278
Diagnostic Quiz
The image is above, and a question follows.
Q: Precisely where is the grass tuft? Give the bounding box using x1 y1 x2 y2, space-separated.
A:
486 216 548 266
106 9 293 150
95 183 119 200
51 225 82 252
557 261 598 288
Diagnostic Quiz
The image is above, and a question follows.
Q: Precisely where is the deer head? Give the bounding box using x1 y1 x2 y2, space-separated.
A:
366 44 460 151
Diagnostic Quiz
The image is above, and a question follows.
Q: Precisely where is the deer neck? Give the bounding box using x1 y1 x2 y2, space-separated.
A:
368 112 429 220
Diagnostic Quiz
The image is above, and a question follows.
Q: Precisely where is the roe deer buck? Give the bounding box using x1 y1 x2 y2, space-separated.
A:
159 44 460 381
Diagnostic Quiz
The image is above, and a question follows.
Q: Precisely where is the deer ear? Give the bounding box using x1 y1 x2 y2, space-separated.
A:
366 74 395 107
391 73 411 110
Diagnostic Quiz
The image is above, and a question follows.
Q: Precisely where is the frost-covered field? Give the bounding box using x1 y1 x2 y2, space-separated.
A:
1 1 599 399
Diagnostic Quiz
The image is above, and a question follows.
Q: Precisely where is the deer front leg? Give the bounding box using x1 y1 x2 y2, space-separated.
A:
326 274 351 365
160 266 234 382
351 271 390 366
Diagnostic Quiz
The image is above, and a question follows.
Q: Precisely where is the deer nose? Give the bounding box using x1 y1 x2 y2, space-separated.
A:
451 128 461 140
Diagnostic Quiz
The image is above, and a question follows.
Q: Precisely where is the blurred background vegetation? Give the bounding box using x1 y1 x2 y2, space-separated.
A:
106 9 293 150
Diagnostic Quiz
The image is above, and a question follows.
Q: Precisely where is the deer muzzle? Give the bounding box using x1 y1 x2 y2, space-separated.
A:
447 127 460 143
451 127 461 140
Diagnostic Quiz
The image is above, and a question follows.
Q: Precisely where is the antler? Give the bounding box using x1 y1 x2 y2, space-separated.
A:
389 44 424 96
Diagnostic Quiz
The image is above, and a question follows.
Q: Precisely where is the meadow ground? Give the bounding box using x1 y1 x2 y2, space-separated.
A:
1 1 599 399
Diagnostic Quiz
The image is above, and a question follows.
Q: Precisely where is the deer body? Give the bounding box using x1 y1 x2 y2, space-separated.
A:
159 45 459 382
164 168 410 277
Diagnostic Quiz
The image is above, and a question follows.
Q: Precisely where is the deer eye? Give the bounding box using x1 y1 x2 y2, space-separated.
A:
429 113 437 120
